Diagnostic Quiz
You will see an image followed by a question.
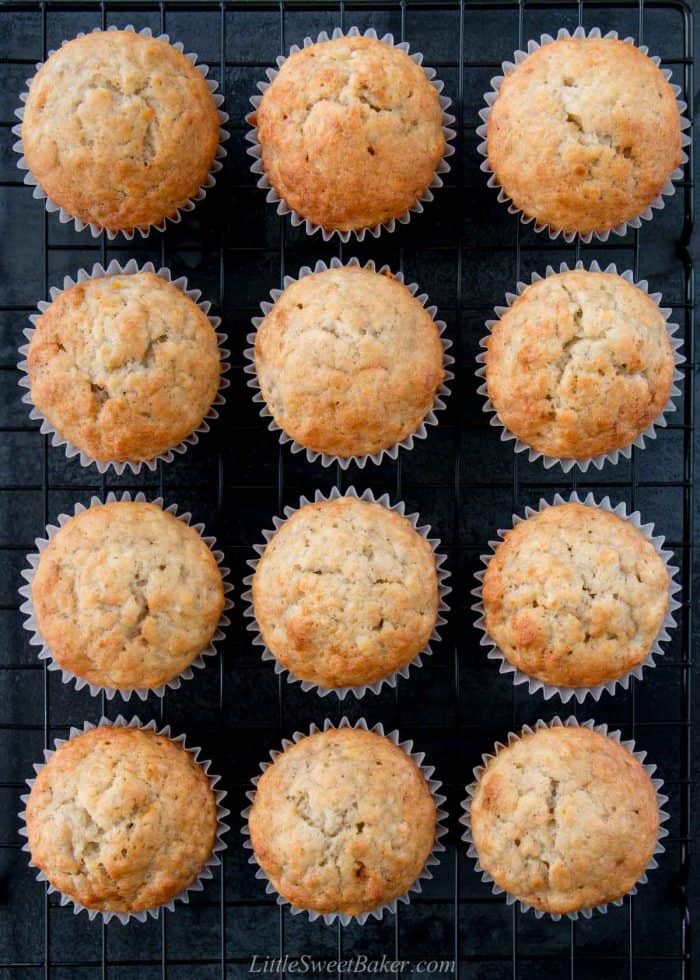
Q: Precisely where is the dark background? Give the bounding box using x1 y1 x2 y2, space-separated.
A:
0 0 697 977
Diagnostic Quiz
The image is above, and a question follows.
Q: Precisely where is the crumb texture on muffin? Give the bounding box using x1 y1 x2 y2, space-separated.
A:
248 727 437 915
254 265 444 458
21 31 221 232
254 35 445 231
25 726 219 913
470 725 660 914
486 38 682 235
27 272 221 463
482 502 670 689
253 497 439 689
484 270 674 460
31 501 225 691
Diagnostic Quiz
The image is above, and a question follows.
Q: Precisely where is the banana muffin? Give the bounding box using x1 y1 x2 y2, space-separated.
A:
486 37 682 236
31 500 225 691
252 497 440 690
21 30 221 233
248 727 437 916
484 269 675 461
27 271 221 465
252 35 445 233
469 725 660 914
25 725 219 913
254 265 445 459
482 502 670 690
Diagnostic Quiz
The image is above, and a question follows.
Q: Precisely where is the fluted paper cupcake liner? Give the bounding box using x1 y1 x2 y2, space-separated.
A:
245 256 454 469
459 715 669 920
242 486 451 699
19 715 230 924
12 24 230 240
18 492 233 701
18 258 231 476
246 26 456 242
472 492 681 703
242 716 448 925
477 26 691 242
476 260 685 472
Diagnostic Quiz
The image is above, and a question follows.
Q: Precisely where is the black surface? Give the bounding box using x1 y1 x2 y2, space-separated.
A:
0 1 697 978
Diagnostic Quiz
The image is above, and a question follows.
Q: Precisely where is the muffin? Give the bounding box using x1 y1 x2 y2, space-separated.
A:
469 725 660 914
484 269 675 461
248 727 437 916
252 35 445 233
27 271 221 465
482 502 670 689
30 500 225 691
21 30 221 234
486 36 683 236
252 497 440 690
254 265 445 459
25 726 219 914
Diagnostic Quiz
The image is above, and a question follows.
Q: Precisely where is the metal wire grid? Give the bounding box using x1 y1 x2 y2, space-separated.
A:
0 0 695 977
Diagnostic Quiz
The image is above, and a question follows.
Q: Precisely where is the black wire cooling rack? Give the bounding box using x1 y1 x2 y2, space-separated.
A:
0 1 696 977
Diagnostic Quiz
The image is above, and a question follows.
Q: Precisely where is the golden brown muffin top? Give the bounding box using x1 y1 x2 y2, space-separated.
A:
252 497 439 689
248 728 437 916
22 31 221 232
486 38 682 235
470 726 660 914
31 501 225 691
254 265 444 458
25 726 219 913
482 502 670 689
253 35 445 232
27 272 221 464
484 270 674 460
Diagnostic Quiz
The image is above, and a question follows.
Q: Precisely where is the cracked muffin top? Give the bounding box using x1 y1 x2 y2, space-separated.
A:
469 725 660 914
25 726 219 913
21 30 221 233
486 37 682 236
252 497 440 690
31 500 225 691
27 272 221 464
252 35 445 232
482 502 670 689
484 269 674 461
254 265 444 459
248 727 437 916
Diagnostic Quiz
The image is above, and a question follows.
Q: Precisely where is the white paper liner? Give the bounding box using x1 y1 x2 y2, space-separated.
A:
18 715 230 924
245 256 454 469
242 486 451 699
476 260 685 472
477 26 692 242
18 492 234 701
12 24 230 240
246 26 457 242
459 715 669 920
472 492 681 703
17 258 231 476
241 716 448 925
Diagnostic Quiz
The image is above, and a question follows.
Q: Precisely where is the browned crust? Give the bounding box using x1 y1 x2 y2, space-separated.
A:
31 501 226 691
484 270 674 460
482 502 670 688
470 726 660 914
25 726 218 913
252 497 439 689
249 728 437 915
22 31 221 232
253 35 445 232
27 272 221 464
253 265 444 458
486 38 682 235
